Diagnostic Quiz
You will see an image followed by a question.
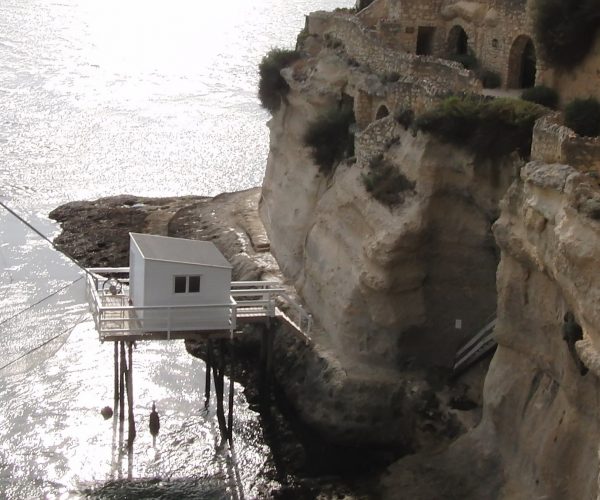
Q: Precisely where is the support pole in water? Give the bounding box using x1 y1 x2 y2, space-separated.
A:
114 342 119 413
227 338 235 443
119 341 126 424
259 328 267 401
204 339 212 406
126 341 136 445
266 329 274 386
213 339 227 439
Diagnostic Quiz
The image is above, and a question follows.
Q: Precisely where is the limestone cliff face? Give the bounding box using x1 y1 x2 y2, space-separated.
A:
260 51 516 370
484 162 600 499
383 161 600 499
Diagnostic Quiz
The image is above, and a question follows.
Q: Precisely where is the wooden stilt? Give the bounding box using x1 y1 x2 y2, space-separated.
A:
227 339 234 443
204 339 212 405
259 329 267 401
113 341 119 413
266 329 274 384
213 340 227 438
119 341 126 423
126 342 136 445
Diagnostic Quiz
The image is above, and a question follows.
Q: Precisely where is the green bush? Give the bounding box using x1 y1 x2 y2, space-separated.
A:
362 156 415 207
564 98 600 137
521 85 559 109
533 0 600 69
394 108 415 129
304 107 355 174
357 0 375 10
382 71 401 83
478 70 501 89
258 48 301 113
414 96 546 160
296 27 309 51
449 53 478 70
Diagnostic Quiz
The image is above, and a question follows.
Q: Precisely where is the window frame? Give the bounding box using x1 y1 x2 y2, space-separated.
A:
173 274 201 294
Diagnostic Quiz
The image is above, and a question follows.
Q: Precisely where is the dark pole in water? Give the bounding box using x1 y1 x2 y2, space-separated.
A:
227 337 235 443
119 341 126 424
259 328 267 401
114 342 119 413
204 339 212 406
266 329 274 388
213 339 227 438
126 341 136 445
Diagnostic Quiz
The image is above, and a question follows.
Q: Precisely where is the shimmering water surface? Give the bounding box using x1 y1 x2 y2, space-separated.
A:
0 0 352 497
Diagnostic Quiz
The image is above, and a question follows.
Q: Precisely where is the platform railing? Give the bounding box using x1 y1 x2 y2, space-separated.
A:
86 270 314 338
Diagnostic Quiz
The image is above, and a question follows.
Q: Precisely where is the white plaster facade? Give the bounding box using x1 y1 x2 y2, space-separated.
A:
129 233 233 331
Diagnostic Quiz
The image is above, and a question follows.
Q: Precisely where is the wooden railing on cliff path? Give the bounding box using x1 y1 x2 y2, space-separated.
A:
453 316 497 376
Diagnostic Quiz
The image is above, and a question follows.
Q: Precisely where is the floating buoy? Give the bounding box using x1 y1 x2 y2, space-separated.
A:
149 401 160 437
100 406 113 419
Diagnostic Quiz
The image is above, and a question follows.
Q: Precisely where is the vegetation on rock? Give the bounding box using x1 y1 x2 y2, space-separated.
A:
521 85 559 109
449 52 478 70
304 107 355 174
564 98 600 137
414 96 546 160
394 108 415 130
533 0 600 69
478 70 501 89
258 48 301 113
448 51 501 89
362 155 415 207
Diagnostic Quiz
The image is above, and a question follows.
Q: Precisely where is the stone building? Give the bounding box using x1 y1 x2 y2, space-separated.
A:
356 0 541 90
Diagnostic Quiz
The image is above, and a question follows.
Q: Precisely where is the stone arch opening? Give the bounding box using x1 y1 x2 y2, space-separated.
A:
447 25 469 55
507 35 537 89
375 105 389 120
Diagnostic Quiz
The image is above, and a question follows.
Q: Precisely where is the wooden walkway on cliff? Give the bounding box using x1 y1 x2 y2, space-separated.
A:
453 317 497 376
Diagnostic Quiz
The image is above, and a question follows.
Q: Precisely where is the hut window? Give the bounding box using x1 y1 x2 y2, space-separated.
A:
174 276 187 293
174 275 201 294
189 275 201 293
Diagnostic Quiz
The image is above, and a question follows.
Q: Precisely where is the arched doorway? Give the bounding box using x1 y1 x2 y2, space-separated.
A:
447 25 469 55
507 35 537 88
375 105 389 120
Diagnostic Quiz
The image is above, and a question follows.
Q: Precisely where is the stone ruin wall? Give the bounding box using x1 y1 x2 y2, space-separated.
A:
355 0 551 90
307 11 480 91
532 114 600 175
353 77 452 130
354 114 400 164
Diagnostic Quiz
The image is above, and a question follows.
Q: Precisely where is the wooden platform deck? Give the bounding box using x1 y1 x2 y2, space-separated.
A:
87 269 312 343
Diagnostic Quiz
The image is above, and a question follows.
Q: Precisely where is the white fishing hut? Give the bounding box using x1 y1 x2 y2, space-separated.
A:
128 233 233 332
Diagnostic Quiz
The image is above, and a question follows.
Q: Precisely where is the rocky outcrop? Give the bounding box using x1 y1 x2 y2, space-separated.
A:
260 45 517 370
50 189 279 281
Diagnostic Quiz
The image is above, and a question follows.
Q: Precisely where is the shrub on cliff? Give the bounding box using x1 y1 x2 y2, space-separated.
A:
533 0 600 69
258 48 301 113
304 107 355 174
564 98 600 137
478 70 501 89
521 85 559 109
449 52 478 70
414 96 546 160
362 155 415 207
